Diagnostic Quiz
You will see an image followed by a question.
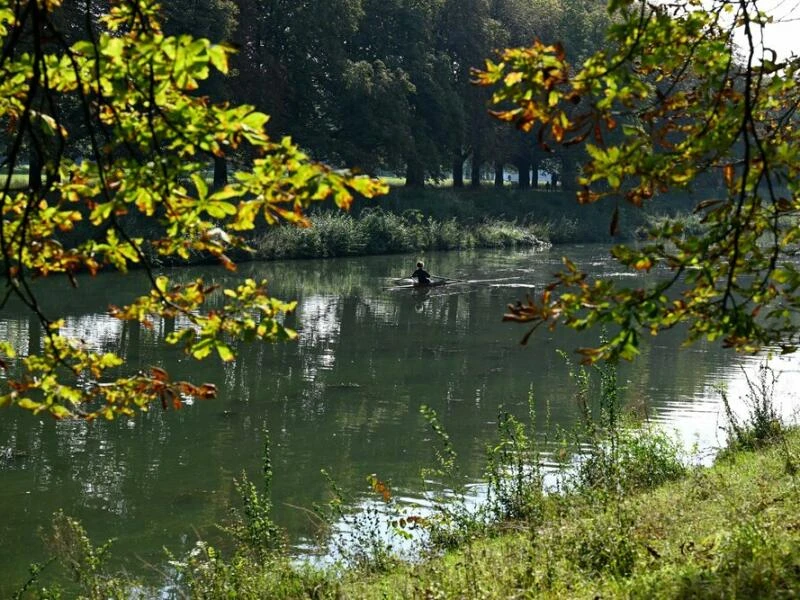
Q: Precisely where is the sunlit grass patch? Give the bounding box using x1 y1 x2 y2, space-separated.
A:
0 172 30 189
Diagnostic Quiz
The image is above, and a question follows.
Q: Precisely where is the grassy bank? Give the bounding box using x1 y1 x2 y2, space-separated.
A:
251 210 549 260
240 185 705 262
336 363 799 599
353 185 701 242
342 429 799 599
15 183 708 269
17 362 799 599
235 184 704 262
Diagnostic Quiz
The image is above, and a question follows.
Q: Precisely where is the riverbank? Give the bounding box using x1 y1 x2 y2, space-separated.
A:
353 186 621 244
34 184 703 269
340 427 800 599
251 210 550 260
24 385 799 598
238 183 705 263
231 184 702 263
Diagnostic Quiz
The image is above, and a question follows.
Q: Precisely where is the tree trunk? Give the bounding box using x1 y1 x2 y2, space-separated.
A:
163 316 175 340
531 156 540 189
28 144 42 191
452 156 464 187
470 152 481 189
561 156 577 192
515 158 530 189
213 155 228 190
494 161 504 188
27 315 41 356
405 159 425 188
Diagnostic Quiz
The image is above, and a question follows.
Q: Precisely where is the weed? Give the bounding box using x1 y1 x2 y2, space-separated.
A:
567 510 638 578
11 559 56 600
313 470 401 573
558 351 686 497
254 208 548 260
485 392 547 524
418 405 488 552
720 362 786 457
167 540 332 600
354 185 666 243
220 428 286 561
576 425 687 495
165 429 286 598
37 511 132 599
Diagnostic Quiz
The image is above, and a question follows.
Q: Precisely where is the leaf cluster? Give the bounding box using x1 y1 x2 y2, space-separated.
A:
0 1 385 419
478 0 800 360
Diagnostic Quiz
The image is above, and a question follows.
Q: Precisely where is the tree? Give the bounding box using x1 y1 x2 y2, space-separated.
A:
487 0 554 189
337 0 461 185
0 1 384 419
333 58 416 173
230 0 365 154
488 0 610 190
477 0 800 360
440 0 500 187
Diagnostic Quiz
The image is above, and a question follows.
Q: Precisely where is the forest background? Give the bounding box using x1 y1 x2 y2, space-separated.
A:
18 0 612 191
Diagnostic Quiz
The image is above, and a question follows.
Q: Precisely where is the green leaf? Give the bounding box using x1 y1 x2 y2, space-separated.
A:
216 342 234 362
191 173 208 200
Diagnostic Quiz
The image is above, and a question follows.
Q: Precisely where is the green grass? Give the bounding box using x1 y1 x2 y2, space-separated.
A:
353 185 703 244
251 209 550 260
339 429 800 599
0 172 31 190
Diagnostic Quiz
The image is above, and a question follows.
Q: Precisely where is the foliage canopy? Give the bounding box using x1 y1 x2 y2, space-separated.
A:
0 1 385 419
477 0 800 360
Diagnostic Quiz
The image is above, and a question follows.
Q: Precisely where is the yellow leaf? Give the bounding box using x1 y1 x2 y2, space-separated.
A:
504 71 523 86
723 164 734 188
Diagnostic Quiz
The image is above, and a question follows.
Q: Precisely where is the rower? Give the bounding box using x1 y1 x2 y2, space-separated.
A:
410 260 431 286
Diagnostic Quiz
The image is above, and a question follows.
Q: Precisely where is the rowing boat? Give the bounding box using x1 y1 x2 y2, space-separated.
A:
412 281 447 292
388 276 450 291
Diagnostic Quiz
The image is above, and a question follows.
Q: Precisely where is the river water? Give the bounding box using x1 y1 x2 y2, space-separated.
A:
1 244 798 592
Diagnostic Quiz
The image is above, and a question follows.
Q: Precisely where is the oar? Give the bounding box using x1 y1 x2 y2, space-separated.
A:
384 282 415 291
463 276 522 284
431 275 467 283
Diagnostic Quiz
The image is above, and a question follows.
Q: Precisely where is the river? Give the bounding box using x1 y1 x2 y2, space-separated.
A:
1 244 798 593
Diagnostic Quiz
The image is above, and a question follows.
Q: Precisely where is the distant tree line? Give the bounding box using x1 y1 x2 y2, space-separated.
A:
31 1 609 190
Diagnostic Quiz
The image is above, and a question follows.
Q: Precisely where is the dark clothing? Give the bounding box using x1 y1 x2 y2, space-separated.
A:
411 267 431 285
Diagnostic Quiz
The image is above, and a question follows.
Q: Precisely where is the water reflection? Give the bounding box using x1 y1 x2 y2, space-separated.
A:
0 246 798 593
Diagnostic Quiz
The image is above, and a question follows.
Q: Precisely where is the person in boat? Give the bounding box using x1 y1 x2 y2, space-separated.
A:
409 260 431 286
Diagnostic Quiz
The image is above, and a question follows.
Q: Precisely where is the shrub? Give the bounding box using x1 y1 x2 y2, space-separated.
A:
562 352 687 496
485 394 547 524
313 471 403 573
418 405 490 552
220 429 286 562
720 362 786 457
35 511 133 599
576 425 687 494
253 208 549 260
